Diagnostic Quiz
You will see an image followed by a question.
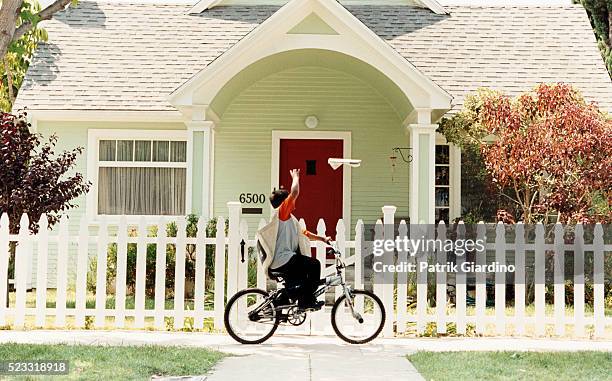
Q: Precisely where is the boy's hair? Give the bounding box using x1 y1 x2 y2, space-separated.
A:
269 188 289 209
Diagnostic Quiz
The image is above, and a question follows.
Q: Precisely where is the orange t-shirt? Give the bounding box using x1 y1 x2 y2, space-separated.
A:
278 194 314 237
278 194 296 221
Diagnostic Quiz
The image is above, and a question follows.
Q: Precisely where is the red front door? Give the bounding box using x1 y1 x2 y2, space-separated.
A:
279 139 343 236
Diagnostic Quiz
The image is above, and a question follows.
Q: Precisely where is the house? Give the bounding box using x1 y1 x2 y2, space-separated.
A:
14 0 612 237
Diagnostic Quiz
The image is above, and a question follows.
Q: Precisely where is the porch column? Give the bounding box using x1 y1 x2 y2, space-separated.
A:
185 119 215 219
407 110 437 224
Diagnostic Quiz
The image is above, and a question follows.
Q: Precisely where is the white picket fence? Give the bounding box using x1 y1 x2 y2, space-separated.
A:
0 203 610 338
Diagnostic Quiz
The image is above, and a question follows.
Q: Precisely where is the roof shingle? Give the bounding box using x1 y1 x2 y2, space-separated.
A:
14 2 612 114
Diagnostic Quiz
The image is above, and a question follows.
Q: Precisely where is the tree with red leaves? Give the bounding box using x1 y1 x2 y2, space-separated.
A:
0 111 90 234
440 83 612 224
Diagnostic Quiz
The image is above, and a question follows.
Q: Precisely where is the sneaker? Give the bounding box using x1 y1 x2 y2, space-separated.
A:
299 300 325 311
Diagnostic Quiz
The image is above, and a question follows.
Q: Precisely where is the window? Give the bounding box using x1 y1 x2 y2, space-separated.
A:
435 145 450 224
96 138 187 216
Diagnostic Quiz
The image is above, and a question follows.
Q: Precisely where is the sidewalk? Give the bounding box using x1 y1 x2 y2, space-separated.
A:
0 331 610 380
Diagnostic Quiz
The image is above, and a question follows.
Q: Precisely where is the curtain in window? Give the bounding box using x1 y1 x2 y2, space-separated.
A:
98 167 186 215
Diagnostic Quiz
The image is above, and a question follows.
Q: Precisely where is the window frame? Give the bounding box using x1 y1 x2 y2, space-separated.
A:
434 134 461 224
87 129 189 222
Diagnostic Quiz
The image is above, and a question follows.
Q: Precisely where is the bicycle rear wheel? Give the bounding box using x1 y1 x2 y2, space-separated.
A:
224 288 280 344
331 289 385 344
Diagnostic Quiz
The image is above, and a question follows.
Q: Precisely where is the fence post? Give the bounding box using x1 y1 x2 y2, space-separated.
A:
55 215 69 328
174 217 187 330
593 223 604 338
436 221 447 335
475 222 486 335
456 221 467 335
213 216 226 330
553 222 565 336
0 213 8 326
95 217 109 328
256 218 267 292
35 214 49 328
227 202 241 300
75 217 89 328
534 223 545 336
134 216 147 329
14 214 30 329
312 218 327 334
396 220 408 334
194 216 207 330
335 219 347 302
238 219 249 292
382 205 396 337
115 215 128 328
514 222 526 335
574 223 585 337
153 216 167 330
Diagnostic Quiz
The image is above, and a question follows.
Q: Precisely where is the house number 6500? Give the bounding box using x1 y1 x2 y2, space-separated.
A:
239 193 266 204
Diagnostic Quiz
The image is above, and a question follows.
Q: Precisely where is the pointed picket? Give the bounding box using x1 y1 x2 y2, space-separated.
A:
134 216 147 329
456 221 467 335
593 223 604 338
396 220 408 334
174 217 187 330
514 222 526 335
14 214 30 328
335 219 346 302
373 219 384 311
494 222 506 335
194 216 207 330
95 217 109 328
256 218 267 291
573 223 585 337
213 217 226 330
353 220 364 292
312 218 327 334
381 206 396 338
55 215 69 327
414 223 428 335
436 221 447 334
0 214 10 326
75 217 89 328
35 214 49 327
553 223 565 336
114 215 128 328
475 222 486 335
154 216 167 330
534 223 545 336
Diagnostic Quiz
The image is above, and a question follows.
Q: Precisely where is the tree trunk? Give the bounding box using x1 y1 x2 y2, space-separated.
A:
3 57 15 106
0 0 24 63
608 9 612 48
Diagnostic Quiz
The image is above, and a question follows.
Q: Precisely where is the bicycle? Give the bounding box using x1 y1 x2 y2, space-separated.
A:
224 242 385 344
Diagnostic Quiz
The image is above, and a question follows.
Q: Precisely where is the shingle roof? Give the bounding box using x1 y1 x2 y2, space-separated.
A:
14 2 612 114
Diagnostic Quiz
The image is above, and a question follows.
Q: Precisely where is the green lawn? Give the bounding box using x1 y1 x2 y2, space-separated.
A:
0 343 225 380
408 351 612 381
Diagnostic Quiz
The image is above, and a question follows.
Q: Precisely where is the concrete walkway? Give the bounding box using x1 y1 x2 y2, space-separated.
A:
1 331 611 380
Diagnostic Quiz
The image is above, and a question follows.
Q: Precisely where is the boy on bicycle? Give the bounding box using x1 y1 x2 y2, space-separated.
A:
256 168 330 310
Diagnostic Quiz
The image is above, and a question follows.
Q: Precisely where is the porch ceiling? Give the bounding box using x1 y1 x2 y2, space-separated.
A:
210 49 413 120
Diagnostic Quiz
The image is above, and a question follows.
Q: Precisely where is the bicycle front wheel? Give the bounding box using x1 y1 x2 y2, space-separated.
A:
331 289 385 344
224 288 280 344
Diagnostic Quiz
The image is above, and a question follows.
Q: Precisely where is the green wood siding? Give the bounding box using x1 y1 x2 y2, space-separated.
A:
213 66 409 233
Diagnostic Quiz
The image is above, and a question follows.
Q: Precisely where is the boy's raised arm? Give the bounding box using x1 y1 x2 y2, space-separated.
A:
289 168 300 199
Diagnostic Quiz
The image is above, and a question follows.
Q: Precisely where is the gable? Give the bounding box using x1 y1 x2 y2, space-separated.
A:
287 12 338 35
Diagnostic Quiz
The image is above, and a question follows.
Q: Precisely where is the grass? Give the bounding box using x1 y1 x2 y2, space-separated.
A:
0 343 225 380
408 351 612 381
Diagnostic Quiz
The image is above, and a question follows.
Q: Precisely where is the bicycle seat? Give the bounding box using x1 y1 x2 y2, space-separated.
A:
268 269 287 282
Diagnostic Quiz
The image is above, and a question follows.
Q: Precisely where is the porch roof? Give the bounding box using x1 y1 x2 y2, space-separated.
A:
14 2 612 115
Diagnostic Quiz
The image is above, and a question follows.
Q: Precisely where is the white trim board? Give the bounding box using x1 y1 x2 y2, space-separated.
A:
173 0 452 112
271 130 352 236
86 129 190 223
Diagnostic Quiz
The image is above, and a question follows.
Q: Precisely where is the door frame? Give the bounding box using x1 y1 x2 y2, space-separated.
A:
271 130 351 235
